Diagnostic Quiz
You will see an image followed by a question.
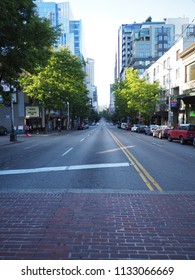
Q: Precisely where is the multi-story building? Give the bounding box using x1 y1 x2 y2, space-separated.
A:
86 58 98 111
178 42 195 124
109 84 115 113
116 18 193 80
143 37 195 126
129 20 175 75
69 20 83 58
116 23 142 80
112 17 195 122
35 0 84 57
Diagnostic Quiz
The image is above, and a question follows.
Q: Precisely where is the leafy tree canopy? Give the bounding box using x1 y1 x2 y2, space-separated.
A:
0 0 59 83
112 68 161 123
19 47 89 118
145 16 152 22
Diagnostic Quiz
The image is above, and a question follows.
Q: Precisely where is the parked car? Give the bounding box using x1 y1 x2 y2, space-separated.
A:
131 124 140 132
137 125 148 133
77 122 88 130
145 125 158 135
125 123 131 130
117 122 121 128
0 126 7 136
167 124 195 144
153 125 170 139
121 122 127 129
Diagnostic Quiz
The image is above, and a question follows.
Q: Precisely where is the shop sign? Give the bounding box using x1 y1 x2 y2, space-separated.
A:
190 111 195 117
26 106 39 118
170 99 177 107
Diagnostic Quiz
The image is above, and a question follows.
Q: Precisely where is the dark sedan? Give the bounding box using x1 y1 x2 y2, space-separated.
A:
0 126 7 136
137 125 148 133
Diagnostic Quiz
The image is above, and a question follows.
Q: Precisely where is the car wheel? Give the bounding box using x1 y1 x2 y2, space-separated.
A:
179 136 185 145
168 135 172 142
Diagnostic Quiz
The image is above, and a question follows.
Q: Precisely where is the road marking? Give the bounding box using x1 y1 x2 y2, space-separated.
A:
62 147 73 157
80 138 85 142
97 146 135 154
152 142 162 147
24 144 39 150
107 129 163 192
0 162 130 176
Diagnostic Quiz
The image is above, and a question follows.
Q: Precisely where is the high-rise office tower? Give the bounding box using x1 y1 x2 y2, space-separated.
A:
34 1 83 59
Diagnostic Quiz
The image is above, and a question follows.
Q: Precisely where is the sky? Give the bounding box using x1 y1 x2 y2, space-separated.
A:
43 0 195 107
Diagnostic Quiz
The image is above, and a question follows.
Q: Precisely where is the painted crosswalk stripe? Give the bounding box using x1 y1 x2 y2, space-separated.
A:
0 162 130 175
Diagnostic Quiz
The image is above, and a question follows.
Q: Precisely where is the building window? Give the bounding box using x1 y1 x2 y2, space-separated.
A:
176 49 180 61
167 57 170 68
185 62 195 82
176 68 180 79
140 44 145 50
163 75 166 85
164 43 170 49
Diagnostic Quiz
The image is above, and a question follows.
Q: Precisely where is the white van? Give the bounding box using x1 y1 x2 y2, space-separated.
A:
121 123 127 129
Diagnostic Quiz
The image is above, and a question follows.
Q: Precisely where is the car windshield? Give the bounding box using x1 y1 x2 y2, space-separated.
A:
161 126 168 129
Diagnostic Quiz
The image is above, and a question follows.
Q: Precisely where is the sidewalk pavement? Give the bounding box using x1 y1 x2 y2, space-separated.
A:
0 190 195 260
0 130 70 146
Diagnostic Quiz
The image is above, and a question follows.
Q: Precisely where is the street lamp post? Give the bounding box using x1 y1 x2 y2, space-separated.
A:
9 86 17 142
67 101 70 130
10 95 16 141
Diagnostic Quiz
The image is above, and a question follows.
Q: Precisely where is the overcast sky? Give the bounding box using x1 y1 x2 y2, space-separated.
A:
43 0 195 106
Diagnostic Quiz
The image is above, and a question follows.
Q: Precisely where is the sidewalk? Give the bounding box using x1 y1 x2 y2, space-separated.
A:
0 130 70 146
0 190 194 260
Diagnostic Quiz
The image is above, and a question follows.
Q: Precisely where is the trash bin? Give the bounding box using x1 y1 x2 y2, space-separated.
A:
10 133 17 142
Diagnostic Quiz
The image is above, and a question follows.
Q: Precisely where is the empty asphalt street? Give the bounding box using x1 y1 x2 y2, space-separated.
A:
0 121 195 262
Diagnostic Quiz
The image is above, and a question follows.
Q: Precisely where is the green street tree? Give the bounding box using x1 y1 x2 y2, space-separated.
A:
112 68 161 123
112 79 131 120
0 0 58 83
19 47 89 128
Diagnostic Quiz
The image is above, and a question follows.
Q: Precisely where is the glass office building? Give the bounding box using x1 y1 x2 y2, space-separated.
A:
34 1 83 58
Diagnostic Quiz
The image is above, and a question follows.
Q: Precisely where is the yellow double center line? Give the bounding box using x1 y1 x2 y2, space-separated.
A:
108 129 163 192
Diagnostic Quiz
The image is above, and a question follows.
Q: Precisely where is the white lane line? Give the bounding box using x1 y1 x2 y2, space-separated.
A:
152 142 162 147
24 144 39 150
80 138 85 142
62 147 73 157
0 162 130 176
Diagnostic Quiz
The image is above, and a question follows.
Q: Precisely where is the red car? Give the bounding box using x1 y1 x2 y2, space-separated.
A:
168 124 195 144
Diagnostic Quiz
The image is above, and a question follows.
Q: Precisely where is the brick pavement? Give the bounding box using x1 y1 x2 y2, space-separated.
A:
0 191 195 260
